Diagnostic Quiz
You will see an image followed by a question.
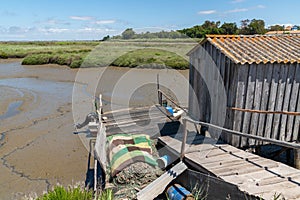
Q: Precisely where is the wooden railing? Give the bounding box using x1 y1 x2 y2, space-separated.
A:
180 117 300 168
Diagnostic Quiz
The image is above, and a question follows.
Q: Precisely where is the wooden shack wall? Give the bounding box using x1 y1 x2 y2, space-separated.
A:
189 42 236 140
189 42 300 148
232 62 300 147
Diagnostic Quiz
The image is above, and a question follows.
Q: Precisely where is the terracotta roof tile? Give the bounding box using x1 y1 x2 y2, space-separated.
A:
205 34 300 64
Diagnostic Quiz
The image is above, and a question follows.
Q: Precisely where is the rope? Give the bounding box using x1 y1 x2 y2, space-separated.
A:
230 107 300 116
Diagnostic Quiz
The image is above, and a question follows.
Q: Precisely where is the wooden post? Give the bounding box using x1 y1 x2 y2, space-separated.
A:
294 149 300 169
94 159 98 192
98 94 102 121
180 118 188 160
157 74 162 105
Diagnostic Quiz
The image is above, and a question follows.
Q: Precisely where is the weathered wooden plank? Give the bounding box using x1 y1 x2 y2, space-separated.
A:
241 64 256 147
249 64 263 146
136 161 188 200
189 54 197 119
205 43 213 123
272 64 288 140
188 55 195 118
210 48 220 139
214 159 279 176
159 133 300 200
257 64 273 145
94 123 107 174
103 110 163 124
232 64 249 147
105 114 165 127
103 106 158 118
280 64 295 141
292 63 300 141
198 46 208 122
265 64 281 139
203 157 260 170
224 57 233 143
218 52 228 141
236 178 299 200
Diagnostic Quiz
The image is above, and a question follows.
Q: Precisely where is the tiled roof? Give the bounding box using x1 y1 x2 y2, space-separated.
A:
265 30 300 35
203 34 300 65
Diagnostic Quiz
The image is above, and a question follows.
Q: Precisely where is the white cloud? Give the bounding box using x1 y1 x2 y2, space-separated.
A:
77 27 115 33
256 5 265 9
70 16 93 21
94 20 116 24
230 0 245 3
225 8 248 13
197 10 217 15
0 24 118 40
46 28 69 33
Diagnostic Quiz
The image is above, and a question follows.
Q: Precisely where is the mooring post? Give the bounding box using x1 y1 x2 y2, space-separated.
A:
98 94 102 121
294 149 300 169
157 74 162 105
180 118 188 160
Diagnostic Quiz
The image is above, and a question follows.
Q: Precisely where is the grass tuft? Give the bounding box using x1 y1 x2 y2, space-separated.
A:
36 185 93 200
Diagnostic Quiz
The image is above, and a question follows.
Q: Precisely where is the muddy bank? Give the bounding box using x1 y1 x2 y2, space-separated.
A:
0 62 84 199
0 60 189 199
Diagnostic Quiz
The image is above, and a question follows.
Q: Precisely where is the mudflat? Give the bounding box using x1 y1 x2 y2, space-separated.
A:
0 60 189 199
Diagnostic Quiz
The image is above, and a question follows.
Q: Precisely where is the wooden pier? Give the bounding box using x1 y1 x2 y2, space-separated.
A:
94 104 300 199
158 123 300 200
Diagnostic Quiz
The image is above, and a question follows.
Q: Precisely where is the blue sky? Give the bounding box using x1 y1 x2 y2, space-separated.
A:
0 0 299 41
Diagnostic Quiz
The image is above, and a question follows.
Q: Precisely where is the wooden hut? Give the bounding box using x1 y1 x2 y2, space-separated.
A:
188 34 300 148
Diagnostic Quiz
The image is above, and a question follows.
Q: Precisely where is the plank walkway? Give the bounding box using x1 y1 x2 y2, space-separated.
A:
102 105 179 137
159 133 300 200
100 106 300 199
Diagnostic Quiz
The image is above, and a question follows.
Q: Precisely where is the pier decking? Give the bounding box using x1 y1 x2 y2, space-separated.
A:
98 106 300 199
159 132 300 200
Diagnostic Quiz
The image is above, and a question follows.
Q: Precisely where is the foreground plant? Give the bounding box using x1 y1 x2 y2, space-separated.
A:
36 185 93 200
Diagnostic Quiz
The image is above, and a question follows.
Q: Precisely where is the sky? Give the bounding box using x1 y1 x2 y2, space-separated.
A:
0 0 299 41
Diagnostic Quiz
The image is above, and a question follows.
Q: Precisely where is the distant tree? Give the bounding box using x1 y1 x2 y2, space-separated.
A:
178 21 223 38
220 22 238 34
269 25 284 31
102 35 110 41
240 19 250 29
239 19 251 34
248 19 267 34
122 28 136 39
239 19 266 35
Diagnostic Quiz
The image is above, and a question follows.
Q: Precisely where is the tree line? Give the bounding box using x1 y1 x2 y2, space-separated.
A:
112 29 188 39
110 19 298 40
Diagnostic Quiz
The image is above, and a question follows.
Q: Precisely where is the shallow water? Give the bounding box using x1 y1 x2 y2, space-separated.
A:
0 101 23 120
0 78 73 98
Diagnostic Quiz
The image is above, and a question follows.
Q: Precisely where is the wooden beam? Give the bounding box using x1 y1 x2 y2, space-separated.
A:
136 161 188 200
184 117 300 149
180 118 188 160
294 149 300 169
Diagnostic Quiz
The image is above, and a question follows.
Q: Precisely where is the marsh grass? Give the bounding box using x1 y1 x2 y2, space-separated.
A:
36 185 93 200
1 39 195 69
112 48 189 69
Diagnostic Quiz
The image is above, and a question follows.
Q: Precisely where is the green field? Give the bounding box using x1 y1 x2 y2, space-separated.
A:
0 39 197 69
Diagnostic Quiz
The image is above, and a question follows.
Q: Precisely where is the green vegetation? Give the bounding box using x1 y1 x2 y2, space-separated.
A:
0 39 194 69
36 185 93 200
22 52 86 68
34 185 114 200
112 28 188 40
80 39 195 69
98 189 114 200
0 41 98 68
178 19 268 38
112 48 189 69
